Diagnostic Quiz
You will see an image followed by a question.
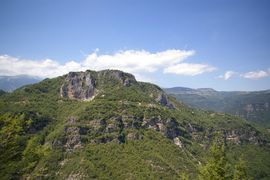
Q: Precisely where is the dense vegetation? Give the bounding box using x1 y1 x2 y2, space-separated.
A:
0 70 270 179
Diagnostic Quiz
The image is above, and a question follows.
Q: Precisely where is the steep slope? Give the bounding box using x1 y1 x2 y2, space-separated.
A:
0 75 42 92
165 87 270 127
0 70 270 179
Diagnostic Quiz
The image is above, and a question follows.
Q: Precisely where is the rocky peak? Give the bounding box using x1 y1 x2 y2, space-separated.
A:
60 70 137 100
60 70 176 109
98 69 137 86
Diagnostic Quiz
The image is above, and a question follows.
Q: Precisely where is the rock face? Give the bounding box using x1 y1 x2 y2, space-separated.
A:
60 70 137 100
223 128 264 145
61 71 96 100
156 93 175 109
53 112 266 153
98 69 136 86
54 115 188 148
64 127 82 150
242 102 270 122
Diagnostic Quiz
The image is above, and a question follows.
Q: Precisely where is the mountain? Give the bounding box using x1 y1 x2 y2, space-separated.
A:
0 70 270 179
164 87 270 127
0 75 42 92
0 89 6 96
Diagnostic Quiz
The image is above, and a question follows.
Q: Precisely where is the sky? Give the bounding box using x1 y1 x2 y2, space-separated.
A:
0 0 270 91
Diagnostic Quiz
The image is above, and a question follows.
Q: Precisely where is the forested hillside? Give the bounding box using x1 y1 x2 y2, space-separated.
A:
0 70 270 179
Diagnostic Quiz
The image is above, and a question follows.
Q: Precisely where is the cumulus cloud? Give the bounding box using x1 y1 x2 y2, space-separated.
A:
219 69 270 80
0 49 216 79
0 55 82 78
83 49 195 73
241 70 270 80
219 71 237 80
163 63 216 76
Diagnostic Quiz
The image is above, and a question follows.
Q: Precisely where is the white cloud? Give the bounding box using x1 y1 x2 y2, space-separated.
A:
83 49 195 73
241 70 269 80
219 69 270 80
0 49 215 80
163 63 216 76
133 73 155 83
219 71 237 80
0 55 81 78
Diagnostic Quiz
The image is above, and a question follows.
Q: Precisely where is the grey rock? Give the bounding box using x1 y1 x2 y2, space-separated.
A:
127 132 141 140
61 71 96 100
156 93 175 109
64 127 82 150
99 70 136 86
60 70 138 101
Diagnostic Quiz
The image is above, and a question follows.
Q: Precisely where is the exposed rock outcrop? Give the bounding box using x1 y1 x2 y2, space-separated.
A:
98 69 137 86
61 71 96 100
173 137 183 148
52 126 83 151
64 127 82 150
155 93 175 109
53 111 266 152
127 132 141 140
224 128 263 145
60 70 137 100
60 70 176 112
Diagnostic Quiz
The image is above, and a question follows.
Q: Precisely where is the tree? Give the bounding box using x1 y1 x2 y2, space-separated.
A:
199 137 231 180
233 156 249 180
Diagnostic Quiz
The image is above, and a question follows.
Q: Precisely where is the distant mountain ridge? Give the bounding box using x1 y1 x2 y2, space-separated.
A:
164 87 270 127
165 87 218 96
0 75 42 92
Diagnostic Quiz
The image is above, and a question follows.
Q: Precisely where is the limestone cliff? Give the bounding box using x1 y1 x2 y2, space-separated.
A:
60 70 175 108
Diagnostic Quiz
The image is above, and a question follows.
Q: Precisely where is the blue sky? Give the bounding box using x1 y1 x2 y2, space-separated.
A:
0 0 270 91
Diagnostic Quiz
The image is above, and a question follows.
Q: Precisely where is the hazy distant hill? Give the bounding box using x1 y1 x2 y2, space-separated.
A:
0 89 6 96
0 75 42 92
164 87 270 127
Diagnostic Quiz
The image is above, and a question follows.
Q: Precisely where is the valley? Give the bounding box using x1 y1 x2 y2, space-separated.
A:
165 87 270 128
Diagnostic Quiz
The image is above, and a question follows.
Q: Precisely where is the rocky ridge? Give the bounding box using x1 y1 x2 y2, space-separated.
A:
54 70 268 151
61 70 174 108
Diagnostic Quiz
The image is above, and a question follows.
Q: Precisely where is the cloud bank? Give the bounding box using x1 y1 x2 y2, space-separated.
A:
241 70 270 79
219 69 270 80
0 49 216 80
164 63 216 76
0 55 82 78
